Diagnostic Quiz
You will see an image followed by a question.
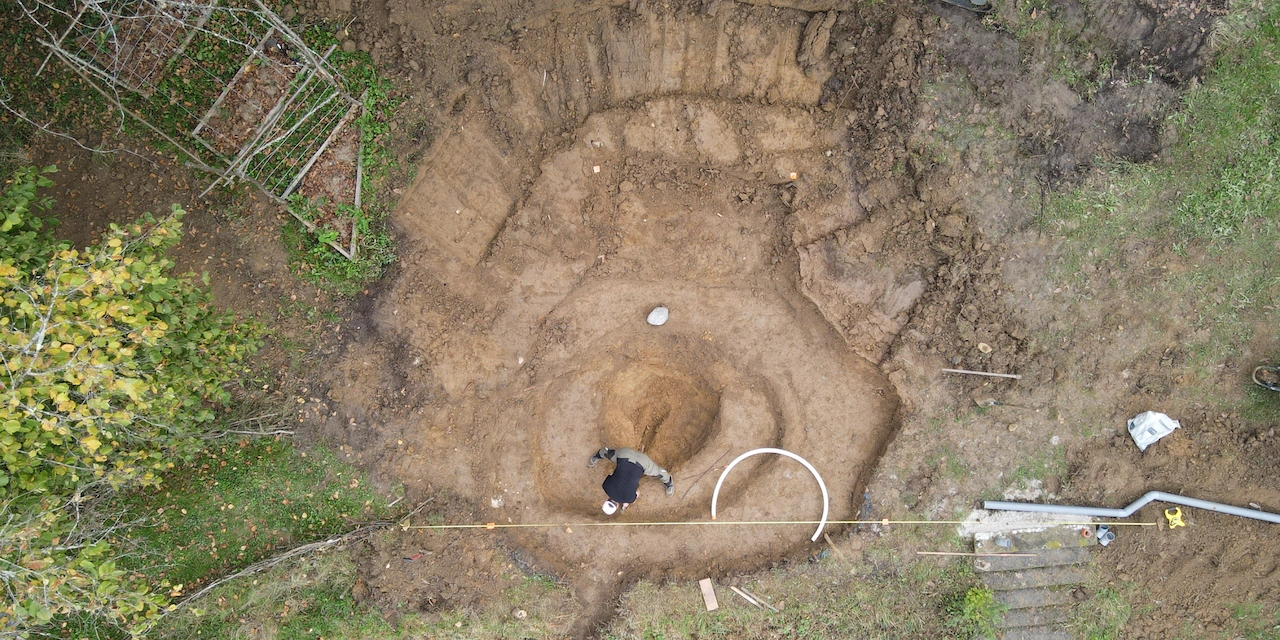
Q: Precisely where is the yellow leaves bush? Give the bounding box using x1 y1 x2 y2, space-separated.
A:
0 200 262 495
0 166 263 637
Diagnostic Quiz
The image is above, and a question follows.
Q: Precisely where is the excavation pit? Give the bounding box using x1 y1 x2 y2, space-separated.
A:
601 359 721 473
321 1 934 626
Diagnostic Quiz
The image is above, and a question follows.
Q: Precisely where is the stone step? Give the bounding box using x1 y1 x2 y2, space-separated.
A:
982 566 1091 591
996 605 1072 629
994 586 1076 610
999 625 1074 640
975 546 1091 573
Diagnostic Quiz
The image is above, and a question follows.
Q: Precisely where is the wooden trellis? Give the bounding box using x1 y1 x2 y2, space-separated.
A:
22 0 365 258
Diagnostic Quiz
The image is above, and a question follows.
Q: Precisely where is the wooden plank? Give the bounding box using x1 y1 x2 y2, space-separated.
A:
741 588 780 613
698 578 718 611
974 546 1090 572
1001 627 1073 640
982 566 1091 591
941 368 1022 379
994 587 1075 610
728 586 762 609
822 533 848 563
918 551 1036 557
996 605 1072 629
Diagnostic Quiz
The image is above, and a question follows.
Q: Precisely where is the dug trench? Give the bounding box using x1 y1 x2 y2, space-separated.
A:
260 0 1242 635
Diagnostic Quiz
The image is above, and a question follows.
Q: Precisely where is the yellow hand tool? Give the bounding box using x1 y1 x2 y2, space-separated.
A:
1165 507 1185 528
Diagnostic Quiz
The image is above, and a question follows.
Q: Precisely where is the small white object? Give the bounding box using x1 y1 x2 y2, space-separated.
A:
602 500 619 515
647 306 669 326
699 578 719 611
592 165 601 174
1127 411 1180 451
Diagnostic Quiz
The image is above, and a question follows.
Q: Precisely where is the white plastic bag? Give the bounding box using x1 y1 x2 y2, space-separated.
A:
1127 411 1180 451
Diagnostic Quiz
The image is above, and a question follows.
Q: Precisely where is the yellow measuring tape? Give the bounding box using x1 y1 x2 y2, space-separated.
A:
401 519 1159 531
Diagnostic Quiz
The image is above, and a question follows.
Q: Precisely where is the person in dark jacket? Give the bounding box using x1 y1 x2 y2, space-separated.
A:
589 447 674 514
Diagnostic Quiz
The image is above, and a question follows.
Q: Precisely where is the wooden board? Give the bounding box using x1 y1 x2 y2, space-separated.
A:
698 578 719 611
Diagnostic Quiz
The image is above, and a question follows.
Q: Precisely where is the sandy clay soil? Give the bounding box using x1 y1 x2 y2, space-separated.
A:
295 1 944 633
30 0 1277 635
274 0 1278 635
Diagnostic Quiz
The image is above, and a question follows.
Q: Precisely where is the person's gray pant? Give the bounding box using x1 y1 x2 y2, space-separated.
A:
596 447 672 485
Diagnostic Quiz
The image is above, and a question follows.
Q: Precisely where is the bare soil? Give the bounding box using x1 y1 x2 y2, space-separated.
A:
199 54 301 155
30 0 1278 636
294 2 930 633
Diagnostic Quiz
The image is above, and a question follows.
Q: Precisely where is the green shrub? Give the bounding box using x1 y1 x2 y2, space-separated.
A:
0 165 264 636
0 176 263 494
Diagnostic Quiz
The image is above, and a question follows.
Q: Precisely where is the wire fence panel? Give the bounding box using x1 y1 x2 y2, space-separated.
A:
22 0 364 259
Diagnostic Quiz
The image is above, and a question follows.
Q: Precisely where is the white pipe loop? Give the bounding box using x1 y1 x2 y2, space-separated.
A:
710 447 829 542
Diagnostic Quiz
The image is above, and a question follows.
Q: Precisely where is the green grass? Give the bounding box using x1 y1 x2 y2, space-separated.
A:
140 549 577 639
1222 602 1280 639
43 438 400 639
104 437 578 640
605 558 983 640
985 0 1115 97
118 438 398 588
70 547 579 640
1241 382 1280 424
0 3 401 294
1006 445 1066 493
282 213 395 295
1038 2 1280 385
0 4 120 149
1068 583 1132 640
925 445 971 481
270 24 401 294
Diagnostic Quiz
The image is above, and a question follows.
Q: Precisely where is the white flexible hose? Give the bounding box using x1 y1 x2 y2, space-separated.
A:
710 448 829 542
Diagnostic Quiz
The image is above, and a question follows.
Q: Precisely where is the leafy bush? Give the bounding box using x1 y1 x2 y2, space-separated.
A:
1 495 171 635
0 165 264 636
0 190 263 493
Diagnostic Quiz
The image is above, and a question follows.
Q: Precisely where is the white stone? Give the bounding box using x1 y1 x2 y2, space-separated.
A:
647 306 669 326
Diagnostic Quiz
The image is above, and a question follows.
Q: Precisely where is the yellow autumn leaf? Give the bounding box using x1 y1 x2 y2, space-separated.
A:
83 436 102 453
